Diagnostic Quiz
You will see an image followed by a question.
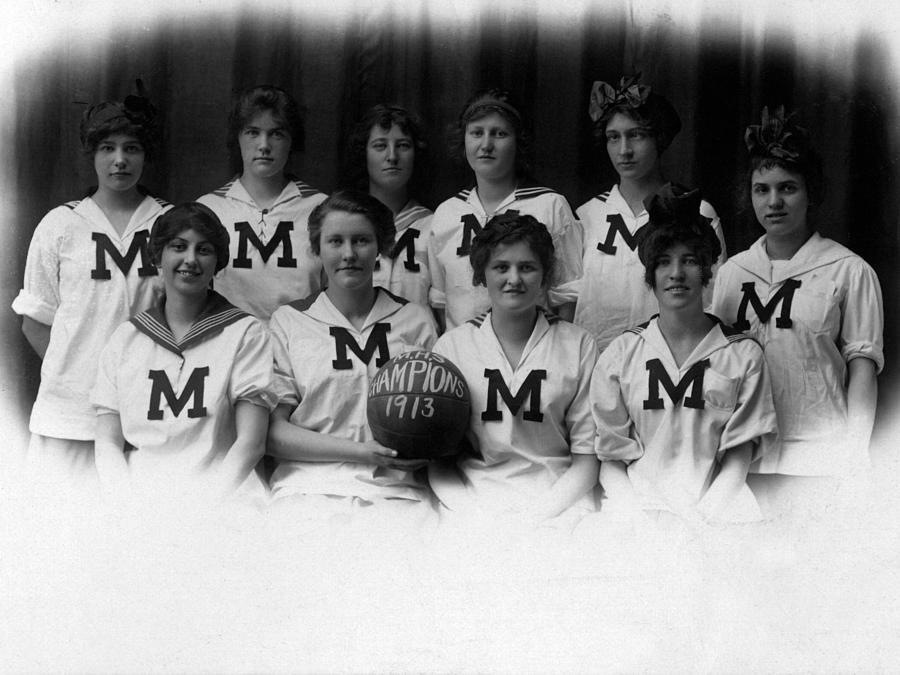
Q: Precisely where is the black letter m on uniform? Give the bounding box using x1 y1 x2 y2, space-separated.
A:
232 221 297 268
331 324 391 369
643 359 709 410
92 231 157 279
481 369 546 422
147 367 209 420
733 279 801 330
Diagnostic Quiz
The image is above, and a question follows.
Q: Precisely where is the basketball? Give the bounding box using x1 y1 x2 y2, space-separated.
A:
367 350 471 459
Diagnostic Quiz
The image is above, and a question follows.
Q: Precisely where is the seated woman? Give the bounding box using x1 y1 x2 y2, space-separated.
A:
712 107 884 518
427 89 582 331
266 191 438 522
92 203 279 499
573 74 726 350
343 104 433 307
428 213 599 526
592 185 776 524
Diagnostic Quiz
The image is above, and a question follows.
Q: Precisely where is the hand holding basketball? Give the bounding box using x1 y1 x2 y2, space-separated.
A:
367 350 471 460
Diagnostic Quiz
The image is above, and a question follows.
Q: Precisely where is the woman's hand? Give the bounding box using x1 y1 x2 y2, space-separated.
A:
361 440 430 472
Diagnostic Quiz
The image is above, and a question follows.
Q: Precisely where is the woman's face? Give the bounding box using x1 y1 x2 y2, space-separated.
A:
604 112 659 183
750 164 810 241
93 133 145 195
238 109 292 180
366 123 415 196
160 227 218 298
464 112 517 185
651 242 704 312
484 240 545 316
318 210 379 291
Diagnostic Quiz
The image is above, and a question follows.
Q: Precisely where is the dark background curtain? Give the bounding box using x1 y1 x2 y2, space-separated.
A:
2 1 898 458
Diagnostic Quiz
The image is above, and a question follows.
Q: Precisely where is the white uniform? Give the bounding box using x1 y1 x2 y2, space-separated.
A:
572 185 726 351
711 232 884 476
428 309 598 514
371 200 433 307
427 185 583 330
592 316 777 519
268 288 438 501
12 195 170 442
91 291 280 482
197 177 328 320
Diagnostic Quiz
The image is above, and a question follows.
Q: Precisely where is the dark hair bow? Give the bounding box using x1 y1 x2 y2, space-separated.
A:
744 105 806 161
122 79 157 127
80 79 157 144
588 73 651 122
644 183 708 230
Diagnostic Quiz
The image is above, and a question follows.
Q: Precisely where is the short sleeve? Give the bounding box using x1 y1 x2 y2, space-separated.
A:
546 196 584 305
566 331 599 455
590 338 643 462
268 310 302 408
701 200 728 313
839 260 884 373
11 209 66 324
91 323 128 415
427 225 447 309
408 304 439 351
230 319 281 411
717 340 778 463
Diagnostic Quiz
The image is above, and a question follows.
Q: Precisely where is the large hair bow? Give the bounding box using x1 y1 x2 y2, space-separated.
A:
744 105 806 161
588 73 651 122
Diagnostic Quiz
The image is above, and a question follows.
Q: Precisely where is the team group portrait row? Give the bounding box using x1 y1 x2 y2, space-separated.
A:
13 76 884 531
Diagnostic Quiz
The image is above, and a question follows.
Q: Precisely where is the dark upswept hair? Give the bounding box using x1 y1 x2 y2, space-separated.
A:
470 212 556 288
343 104 428 192
307 190 396 257
636 184 721 288
226 85 304 175
448 88 534 179
149 202 231 273
80 81 160 160
741 106 824 207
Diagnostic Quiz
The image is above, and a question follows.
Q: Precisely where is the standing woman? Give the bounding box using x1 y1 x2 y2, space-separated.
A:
266 191 437 520
12 84 170 481
428 213 599 525
197 85 327 320
592 185 776 525
712 107 883 515
427 89 582 331
91 203 278 498
344 104 433 307
573 75 726 350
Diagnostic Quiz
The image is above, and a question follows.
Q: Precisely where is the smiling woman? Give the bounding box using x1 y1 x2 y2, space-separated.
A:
593 184 776 525
90 202 279 500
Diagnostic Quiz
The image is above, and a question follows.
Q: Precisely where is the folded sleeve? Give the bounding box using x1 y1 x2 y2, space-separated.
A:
839 260 884 374
267 310 302 408
91 324 127 415
590 339 643 463
566 331 599 455
546 196 584 305
718 340 778 463
230 320 281 411
11 210 65 324
426 225 447 310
